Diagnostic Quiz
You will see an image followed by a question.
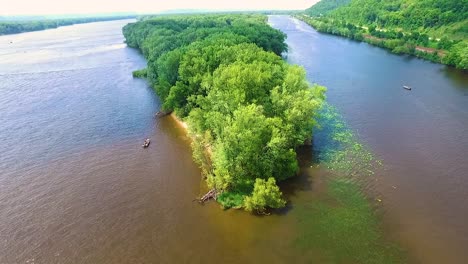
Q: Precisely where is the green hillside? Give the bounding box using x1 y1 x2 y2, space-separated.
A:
299 0 468 69
305 0 351 17
328 0 467 39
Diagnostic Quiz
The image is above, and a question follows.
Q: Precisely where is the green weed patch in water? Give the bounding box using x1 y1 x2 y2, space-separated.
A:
293 104 405 263
317 103 381 178
295 179 404 263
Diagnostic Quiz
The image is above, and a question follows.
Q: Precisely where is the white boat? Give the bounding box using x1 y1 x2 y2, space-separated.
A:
142 139 151 148
403 85 412 90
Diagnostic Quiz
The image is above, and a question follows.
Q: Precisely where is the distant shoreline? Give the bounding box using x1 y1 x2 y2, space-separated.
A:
0 16 136 36
295 15 467 70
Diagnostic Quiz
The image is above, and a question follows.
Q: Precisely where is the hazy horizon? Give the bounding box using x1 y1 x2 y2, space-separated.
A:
0 0 319 16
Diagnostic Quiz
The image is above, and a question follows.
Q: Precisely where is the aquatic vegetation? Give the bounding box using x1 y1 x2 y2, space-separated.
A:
293 103 405 263
294 178 404 263
317 103 381 179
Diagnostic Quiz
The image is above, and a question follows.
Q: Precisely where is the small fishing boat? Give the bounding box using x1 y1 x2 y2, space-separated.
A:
403 85 412 90
142 138 151 148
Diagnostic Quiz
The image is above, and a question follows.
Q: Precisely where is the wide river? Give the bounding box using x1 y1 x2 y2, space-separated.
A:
269 16 468 263
0 16 467 264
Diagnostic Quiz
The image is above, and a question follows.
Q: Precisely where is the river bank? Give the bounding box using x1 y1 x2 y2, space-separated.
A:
295 15 467 70
0 16 136 36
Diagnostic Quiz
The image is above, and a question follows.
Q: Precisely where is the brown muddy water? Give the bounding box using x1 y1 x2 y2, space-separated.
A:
0 16 467 264
269 16 468 264
0 19 327 264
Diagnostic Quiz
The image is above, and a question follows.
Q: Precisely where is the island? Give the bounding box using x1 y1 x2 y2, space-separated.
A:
123 14 326 212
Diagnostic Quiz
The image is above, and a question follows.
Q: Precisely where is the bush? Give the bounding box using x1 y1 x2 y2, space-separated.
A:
244 178 286 213
132 68 147 78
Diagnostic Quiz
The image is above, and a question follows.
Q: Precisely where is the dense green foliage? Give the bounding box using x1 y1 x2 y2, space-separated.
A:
327 0 467 35
123 14 326 211
302 0 468 69
244 178 286 213
0 16 135 35
132 68 148 78
305 0 351 17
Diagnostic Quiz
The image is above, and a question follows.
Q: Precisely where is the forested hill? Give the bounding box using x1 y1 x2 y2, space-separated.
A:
299 0 468 69
0 15 136 35
305 0 351 17
123 15 325 212
326 0 468 39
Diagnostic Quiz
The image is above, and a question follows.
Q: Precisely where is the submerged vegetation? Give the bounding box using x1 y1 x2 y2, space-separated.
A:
292 103 404 263
318 103 380 178
123 14 326 212
294 179 404 263
0 15 136 35
300 0 468 69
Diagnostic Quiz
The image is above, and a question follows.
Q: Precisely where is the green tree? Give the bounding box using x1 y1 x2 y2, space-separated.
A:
244 178 286 213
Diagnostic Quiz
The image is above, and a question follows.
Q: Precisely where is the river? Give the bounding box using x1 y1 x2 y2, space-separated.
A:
0 18 314 264
269 16 468 264
0 17 467 264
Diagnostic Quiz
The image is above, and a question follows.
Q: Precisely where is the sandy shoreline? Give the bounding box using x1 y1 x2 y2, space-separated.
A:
168 112 188 130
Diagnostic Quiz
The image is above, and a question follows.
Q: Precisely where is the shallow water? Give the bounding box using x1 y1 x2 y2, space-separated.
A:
269 15 468 264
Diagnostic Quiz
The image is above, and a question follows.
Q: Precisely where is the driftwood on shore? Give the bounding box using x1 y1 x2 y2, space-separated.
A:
194 189 218 204
154 110 172 118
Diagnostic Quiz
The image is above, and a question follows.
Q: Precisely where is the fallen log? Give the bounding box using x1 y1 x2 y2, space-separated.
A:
195 189 218 204
154 110 172 118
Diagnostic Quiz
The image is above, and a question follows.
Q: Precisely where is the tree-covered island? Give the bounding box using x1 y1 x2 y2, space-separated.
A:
123 14 326 212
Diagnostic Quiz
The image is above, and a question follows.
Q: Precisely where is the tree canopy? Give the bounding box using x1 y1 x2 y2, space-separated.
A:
124 14 326 212
305 0 351 17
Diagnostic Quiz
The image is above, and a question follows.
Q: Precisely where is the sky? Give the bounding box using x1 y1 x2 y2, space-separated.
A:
0 0 319 16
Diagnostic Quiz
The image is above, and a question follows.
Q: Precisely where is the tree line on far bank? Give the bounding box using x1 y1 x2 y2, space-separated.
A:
301 0 467 69
0 16 135 35
123 14 326 212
